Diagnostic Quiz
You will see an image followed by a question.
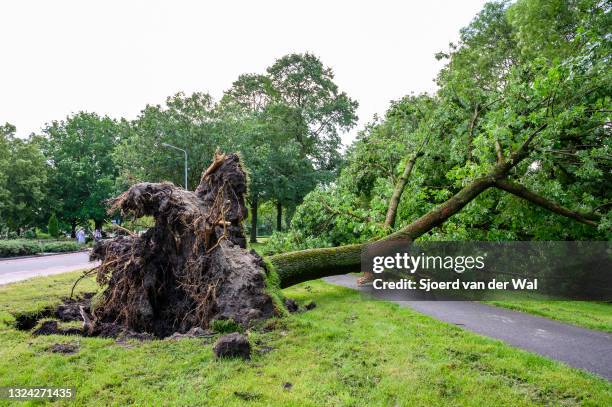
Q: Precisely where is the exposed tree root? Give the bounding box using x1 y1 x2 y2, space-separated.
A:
89 153 275 338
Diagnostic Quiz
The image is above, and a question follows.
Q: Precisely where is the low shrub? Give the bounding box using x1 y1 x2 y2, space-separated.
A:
0 240 42 257
0 240 84 258
41 241 81 253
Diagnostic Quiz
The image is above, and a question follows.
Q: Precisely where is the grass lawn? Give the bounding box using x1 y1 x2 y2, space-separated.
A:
0 272 611 406
248 237 271 255
486 300 612 333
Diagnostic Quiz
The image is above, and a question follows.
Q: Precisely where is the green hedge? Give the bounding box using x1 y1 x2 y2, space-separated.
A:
0 240 83 258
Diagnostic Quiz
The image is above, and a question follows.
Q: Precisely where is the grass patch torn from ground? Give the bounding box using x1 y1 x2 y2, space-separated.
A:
0 272 610 406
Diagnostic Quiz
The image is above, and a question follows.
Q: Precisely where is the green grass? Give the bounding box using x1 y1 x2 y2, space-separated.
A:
248 237 270 255
0 273 611 406
487 300 612 333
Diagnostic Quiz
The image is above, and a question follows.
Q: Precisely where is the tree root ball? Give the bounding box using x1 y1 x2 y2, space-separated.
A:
213 333 251 360
88 152 277 338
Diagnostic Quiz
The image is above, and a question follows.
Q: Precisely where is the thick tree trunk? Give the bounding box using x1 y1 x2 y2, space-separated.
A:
270 244 363 288
276 201 282 232
71 221 76 238
384 152 423 228
250 195 258 243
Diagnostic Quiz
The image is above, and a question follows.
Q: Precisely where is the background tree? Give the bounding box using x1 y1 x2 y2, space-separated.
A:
0 124 48 235
114 92 221 191
42 112 120 235
0 123 12 232
47 213 59 238
221 54 358 239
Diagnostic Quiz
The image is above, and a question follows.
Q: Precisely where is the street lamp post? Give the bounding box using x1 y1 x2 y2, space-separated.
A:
161 143 188 190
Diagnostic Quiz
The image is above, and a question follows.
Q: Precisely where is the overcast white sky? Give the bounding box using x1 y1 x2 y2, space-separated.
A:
1 0 487 144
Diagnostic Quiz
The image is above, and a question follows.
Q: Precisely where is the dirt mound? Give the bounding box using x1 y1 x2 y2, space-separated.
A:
87 152 276 338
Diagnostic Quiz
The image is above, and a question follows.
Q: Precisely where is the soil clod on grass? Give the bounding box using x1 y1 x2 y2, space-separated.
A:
213 332 251 359
14 308 53 330
55 293 93 321
48 342 79 354
256 345 274 355
284 298 299 313
305 301 316 310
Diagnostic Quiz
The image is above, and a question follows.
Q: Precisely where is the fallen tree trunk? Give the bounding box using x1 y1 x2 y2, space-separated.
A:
269 123 600 287
271 175 497 287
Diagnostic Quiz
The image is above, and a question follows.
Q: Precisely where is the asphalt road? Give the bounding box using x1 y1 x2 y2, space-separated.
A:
325 274 612 380
0 251 98 285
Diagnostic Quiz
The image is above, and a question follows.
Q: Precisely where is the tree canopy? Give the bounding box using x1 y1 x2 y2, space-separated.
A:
42 112 121 233
267 0 611 253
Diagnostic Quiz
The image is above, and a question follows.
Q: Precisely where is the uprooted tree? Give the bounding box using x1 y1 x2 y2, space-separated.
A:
89 152 276 338
89 119 604 337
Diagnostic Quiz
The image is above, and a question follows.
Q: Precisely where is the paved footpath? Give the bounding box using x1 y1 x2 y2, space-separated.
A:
325 274 612 380
0 251 98 285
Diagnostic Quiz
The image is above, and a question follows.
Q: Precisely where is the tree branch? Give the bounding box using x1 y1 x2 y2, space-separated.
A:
494 179 601 227
494 139 504 163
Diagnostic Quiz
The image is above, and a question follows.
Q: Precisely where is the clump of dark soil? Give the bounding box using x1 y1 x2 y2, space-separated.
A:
282 298 316 313
284 298 299 313
88 322 154 340
85 152 276 339
213 333 251 359
256 345 274 355
48 342 79 354
14 293 94 332
32 321 82 336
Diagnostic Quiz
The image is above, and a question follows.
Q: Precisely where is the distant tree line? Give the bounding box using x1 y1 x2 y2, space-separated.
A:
0 53 358 239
